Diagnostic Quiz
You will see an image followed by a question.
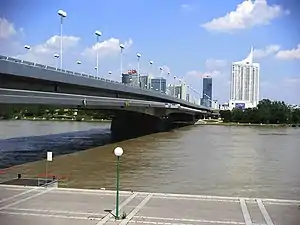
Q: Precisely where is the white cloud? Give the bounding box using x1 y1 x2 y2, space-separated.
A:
253 44 280 58
180 4 193 11
275 44 300 60
186 70 221 78
201 0 289 32
15 35 81 64
82 38 133 59
185 58 227 81
34 35 80 54
0 18 17 39
205 59 228 70
284 77 300 86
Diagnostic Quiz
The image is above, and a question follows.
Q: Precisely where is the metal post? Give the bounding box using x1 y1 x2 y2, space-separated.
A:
60 17 63 70
137 58 140 88
96 36 99 78
45 160 48 187
160 78 162 93
120 49 123 78
116 156 120 219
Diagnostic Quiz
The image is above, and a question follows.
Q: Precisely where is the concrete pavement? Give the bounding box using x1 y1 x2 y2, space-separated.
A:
0 185 299 225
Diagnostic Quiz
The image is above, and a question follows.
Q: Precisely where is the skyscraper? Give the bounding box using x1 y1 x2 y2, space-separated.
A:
201 76 212 107
229 47 259 110
150 78 166 93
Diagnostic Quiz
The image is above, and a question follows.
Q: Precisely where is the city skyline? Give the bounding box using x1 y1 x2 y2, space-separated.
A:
0 0 299 104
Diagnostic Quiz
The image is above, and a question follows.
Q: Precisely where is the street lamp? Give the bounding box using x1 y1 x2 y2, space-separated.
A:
148 61 153 89
57 9 67 70
24 45 31 50
149 60 153 74
76 60 81 65
114 146 123 220
159 66 163 93
120 44 125 78
95 30 102 78
53 54 60 68
137 53 141 87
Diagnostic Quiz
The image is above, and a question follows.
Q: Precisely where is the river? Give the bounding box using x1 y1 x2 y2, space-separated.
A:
0 120 299 200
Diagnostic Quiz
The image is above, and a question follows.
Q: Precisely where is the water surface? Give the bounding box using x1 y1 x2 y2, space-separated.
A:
1 121 299 200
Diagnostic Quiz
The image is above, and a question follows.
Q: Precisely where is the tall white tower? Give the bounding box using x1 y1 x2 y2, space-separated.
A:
229 47 260 110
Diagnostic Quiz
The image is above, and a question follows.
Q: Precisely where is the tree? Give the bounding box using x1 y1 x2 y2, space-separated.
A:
219 99 298 125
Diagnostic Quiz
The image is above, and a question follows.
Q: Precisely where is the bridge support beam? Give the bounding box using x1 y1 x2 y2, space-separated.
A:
110 112 172 140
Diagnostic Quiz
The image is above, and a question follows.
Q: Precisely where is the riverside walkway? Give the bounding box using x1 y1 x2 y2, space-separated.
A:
0 184 299 225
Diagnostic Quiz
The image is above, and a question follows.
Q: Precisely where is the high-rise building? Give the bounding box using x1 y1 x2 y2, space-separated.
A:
168 84 187 100
201 76 212 107
151 78 166 93
140 75 151 89
229 47 259 110
122 69 139 87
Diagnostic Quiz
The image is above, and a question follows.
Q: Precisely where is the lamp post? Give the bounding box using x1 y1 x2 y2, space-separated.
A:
24 45 31 50
149 60 153 74
149 61 153 89
187 84 190 102
57 9 67 69
120 44 124 79
53 54 60 68
136 53 141 87
159 67 163 93
95 30 102 78
173 76 177 97
23 45 31 60
114 147 123 219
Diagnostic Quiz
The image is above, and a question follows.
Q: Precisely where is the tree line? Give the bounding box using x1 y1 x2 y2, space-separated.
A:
219 99 300 125
0 105 111 120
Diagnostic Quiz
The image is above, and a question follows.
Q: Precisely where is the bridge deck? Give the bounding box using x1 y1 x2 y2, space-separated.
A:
0 185 299 225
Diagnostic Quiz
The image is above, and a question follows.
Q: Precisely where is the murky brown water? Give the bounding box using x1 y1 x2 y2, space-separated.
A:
2 121 300 200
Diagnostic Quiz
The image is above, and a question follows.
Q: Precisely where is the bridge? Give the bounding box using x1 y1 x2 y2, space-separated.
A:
0 55 217 139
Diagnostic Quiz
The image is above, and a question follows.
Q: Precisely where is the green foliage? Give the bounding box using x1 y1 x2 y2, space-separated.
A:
0 105 111 121
219 99 300 124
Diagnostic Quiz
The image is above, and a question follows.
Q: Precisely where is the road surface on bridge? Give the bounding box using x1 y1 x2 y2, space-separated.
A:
0 185 299 225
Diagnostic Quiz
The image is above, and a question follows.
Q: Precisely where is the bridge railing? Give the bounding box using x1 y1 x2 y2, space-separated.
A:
0 54 126 85
0 54 210 110
0 54 163 89
0 54 168 92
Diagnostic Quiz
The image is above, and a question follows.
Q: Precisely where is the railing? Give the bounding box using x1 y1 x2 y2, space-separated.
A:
0 54 206 109
0 54 124 85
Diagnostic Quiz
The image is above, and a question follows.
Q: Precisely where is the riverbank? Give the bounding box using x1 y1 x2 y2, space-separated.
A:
0 117 111 123
196 120 300 127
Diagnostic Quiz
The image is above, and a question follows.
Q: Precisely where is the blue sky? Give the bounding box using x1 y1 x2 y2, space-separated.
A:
0 0 299 104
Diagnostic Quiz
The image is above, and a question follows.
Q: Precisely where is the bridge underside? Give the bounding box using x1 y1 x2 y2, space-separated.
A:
0 102 198 140
110 111 197 140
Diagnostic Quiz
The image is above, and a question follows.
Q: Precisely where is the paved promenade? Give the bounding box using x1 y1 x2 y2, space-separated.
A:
0 185 299 225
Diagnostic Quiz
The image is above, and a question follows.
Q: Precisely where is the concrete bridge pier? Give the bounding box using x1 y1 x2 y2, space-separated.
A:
110 112 172 141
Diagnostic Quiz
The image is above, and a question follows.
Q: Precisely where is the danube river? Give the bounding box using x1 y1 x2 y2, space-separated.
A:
0 120 299 200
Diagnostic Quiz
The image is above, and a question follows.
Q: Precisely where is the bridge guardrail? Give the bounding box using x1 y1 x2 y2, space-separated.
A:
0 54 212 111
0 54 169 94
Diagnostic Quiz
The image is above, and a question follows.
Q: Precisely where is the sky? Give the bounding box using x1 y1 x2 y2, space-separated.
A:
0 0 299 104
